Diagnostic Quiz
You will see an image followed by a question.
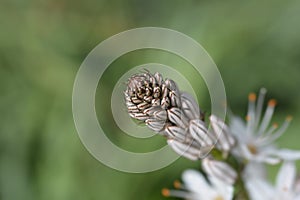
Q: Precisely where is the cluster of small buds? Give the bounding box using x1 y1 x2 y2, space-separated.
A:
125 71 235 160
124 71 300 200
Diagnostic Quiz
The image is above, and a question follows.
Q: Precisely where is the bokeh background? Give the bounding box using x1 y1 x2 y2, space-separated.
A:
1 0 300 199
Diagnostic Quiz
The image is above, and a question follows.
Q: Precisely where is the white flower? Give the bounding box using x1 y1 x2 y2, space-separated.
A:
162 169 234 200
246 162 300 200
229 88 300 164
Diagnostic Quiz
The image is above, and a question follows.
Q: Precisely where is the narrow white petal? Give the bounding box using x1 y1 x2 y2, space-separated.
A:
294 194 300 200
276 161 296 193
182 169 213 196
254 153 281 164
243 162 267 180
246 179 274 200
209 176 234 200
272 149 300 161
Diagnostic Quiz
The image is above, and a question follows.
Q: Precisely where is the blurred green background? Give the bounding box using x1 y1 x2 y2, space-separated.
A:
1 0 300 199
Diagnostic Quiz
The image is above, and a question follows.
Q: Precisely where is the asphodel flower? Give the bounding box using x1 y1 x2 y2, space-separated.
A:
125 71 235 160
229 88 300 164
161 169 234 200
245 161 300 200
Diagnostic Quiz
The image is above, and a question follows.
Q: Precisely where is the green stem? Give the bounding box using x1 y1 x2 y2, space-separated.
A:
228 156 250 200
233 169 250 200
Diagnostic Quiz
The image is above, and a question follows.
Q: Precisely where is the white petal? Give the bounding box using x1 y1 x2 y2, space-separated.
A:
243 162 267 180
209 176 234 200
294 194 300 200
182 169 214 198
275 149 300 161
276 161 296 193
295 177 300 194
246 178 275 200
253 153 281 165
252 147 282 164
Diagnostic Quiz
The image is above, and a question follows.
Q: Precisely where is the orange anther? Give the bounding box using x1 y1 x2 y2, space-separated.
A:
161 188 170 197
245 115 251 121
173 180 181 189
268 99 277 107
286 115 293 121
248 93 257 101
